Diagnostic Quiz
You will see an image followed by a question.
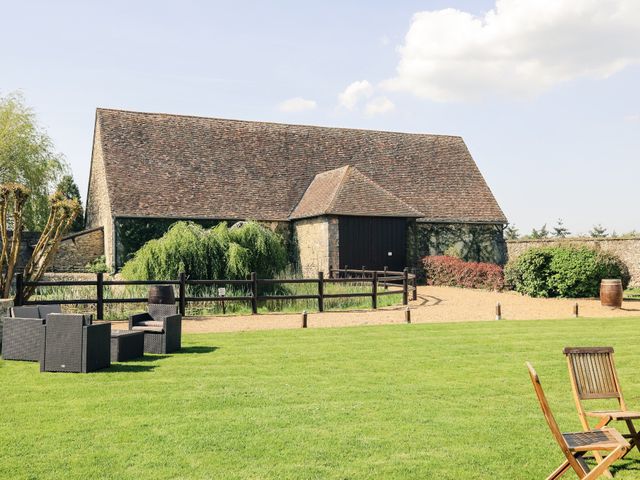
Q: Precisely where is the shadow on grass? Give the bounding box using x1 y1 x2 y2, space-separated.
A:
176 346 219 354
608 458 640 475
100 364 157 373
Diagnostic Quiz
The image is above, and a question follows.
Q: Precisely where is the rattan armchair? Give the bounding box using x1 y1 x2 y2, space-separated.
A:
2 304 62 361
40 314 110 373
129 304 181 354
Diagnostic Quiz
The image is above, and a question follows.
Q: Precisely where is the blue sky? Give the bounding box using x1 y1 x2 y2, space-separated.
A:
2 0 639 235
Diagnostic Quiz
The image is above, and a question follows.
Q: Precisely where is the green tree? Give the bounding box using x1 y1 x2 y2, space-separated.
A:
589 224 608 238
0 92 67 230
504 224 519 240
552 218 570 238
530 224 549 239
57 175 84 231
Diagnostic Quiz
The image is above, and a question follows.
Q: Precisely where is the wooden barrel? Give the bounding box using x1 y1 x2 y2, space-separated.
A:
148 285 176 305
600 279 623 308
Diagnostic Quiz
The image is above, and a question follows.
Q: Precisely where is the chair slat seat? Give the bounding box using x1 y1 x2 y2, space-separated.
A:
586 410 640 420
563 429 628 452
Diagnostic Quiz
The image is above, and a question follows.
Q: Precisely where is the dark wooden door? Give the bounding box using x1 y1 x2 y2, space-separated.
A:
338 216 407 271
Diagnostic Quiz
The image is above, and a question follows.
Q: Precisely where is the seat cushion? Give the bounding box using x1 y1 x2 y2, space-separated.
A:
131 325 164 333
137 320 164 328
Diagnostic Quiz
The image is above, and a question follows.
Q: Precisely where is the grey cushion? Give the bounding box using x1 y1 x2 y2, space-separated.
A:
38 304 62 319
11 306 41 318
131 325 164 333
137 320 164 328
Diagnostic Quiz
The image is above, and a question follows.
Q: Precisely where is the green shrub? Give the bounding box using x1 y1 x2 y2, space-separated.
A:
504 248 555 297
120 221 287 281
85 255 108 274
505 245 630 298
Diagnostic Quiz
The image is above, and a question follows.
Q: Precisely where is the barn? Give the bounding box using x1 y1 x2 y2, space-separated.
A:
85 108 507 275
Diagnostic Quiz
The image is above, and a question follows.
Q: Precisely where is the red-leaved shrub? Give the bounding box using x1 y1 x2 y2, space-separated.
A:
422 256 504 291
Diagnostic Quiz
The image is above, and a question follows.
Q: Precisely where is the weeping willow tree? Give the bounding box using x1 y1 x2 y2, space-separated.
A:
120 221 288 281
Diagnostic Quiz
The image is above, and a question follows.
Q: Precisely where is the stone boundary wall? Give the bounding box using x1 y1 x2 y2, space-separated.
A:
507 237 640 287
2 228 105 273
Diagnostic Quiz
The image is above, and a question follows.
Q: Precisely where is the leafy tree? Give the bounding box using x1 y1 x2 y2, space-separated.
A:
589 224 608 238
504 224 519 240
552 218 570 238
121 221 288 283
530 224 549 239
56 174 84 231
0 92 67 231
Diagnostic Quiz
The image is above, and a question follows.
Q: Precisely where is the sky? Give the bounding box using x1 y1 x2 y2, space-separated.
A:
2 0 639 236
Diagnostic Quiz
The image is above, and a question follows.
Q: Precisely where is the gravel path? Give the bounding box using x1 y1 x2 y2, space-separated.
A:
109 286 640 334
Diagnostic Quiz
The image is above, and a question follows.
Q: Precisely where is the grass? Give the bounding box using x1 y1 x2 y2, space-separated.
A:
2 317 640 479
625 287 640 299
28 280 403 320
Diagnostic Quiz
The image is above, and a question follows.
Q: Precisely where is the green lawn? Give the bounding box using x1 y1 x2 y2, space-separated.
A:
2 318 640 479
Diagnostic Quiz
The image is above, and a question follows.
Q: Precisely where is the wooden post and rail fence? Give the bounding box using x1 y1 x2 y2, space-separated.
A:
13 267 418 320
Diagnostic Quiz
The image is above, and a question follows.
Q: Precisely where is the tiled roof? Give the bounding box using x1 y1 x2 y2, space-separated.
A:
93 108 507 223
290 166 421 219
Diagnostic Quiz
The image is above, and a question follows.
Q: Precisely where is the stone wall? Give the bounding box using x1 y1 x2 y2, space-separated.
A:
507 237 640 287
85 120 115 269
1 228 105 274
51 228 105 272
293 216 339 277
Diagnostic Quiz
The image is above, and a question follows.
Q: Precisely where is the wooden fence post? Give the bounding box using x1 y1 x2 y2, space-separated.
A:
402 267 409 306
251 272 258 314
372 270 378 309
318 271 324 312
14 273 24 306
179 272 186 316
302 310 308 328
329 265 333 279
96 272 104 320
383 266 388 290
412 268 418 301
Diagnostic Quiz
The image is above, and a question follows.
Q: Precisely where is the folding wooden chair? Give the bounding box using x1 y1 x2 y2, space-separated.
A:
526 362 629 479
564 347 640 472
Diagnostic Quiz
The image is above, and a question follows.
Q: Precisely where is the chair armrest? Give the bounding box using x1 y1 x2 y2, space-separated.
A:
129 312 152 330
85 321 111 338
162 314 182 330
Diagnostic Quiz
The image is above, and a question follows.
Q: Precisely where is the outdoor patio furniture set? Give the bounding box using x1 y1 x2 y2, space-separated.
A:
1 301 182 373
528 347 640 479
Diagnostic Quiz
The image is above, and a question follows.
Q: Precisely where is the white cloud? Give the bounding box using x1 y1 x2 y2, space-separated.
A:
385 0 640 102
380 35 390 46
624 114 640 122
365 97 395 116
338 80 374 110
278 97 317 112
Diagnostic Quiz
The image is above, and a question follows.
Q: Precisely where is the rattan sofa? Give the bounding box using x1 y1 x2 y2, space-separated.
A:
129 304 181 354
40 313 110 373
2 305 61 361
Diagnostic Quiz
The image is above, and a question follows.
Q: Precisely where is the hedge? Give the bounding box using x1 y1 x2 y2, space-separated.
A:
504 245 630 298
422 256 504 290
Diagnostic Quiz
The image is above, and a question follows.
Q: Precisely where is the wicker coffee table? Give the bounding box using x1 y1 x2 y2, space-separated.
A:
110 330 144 362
